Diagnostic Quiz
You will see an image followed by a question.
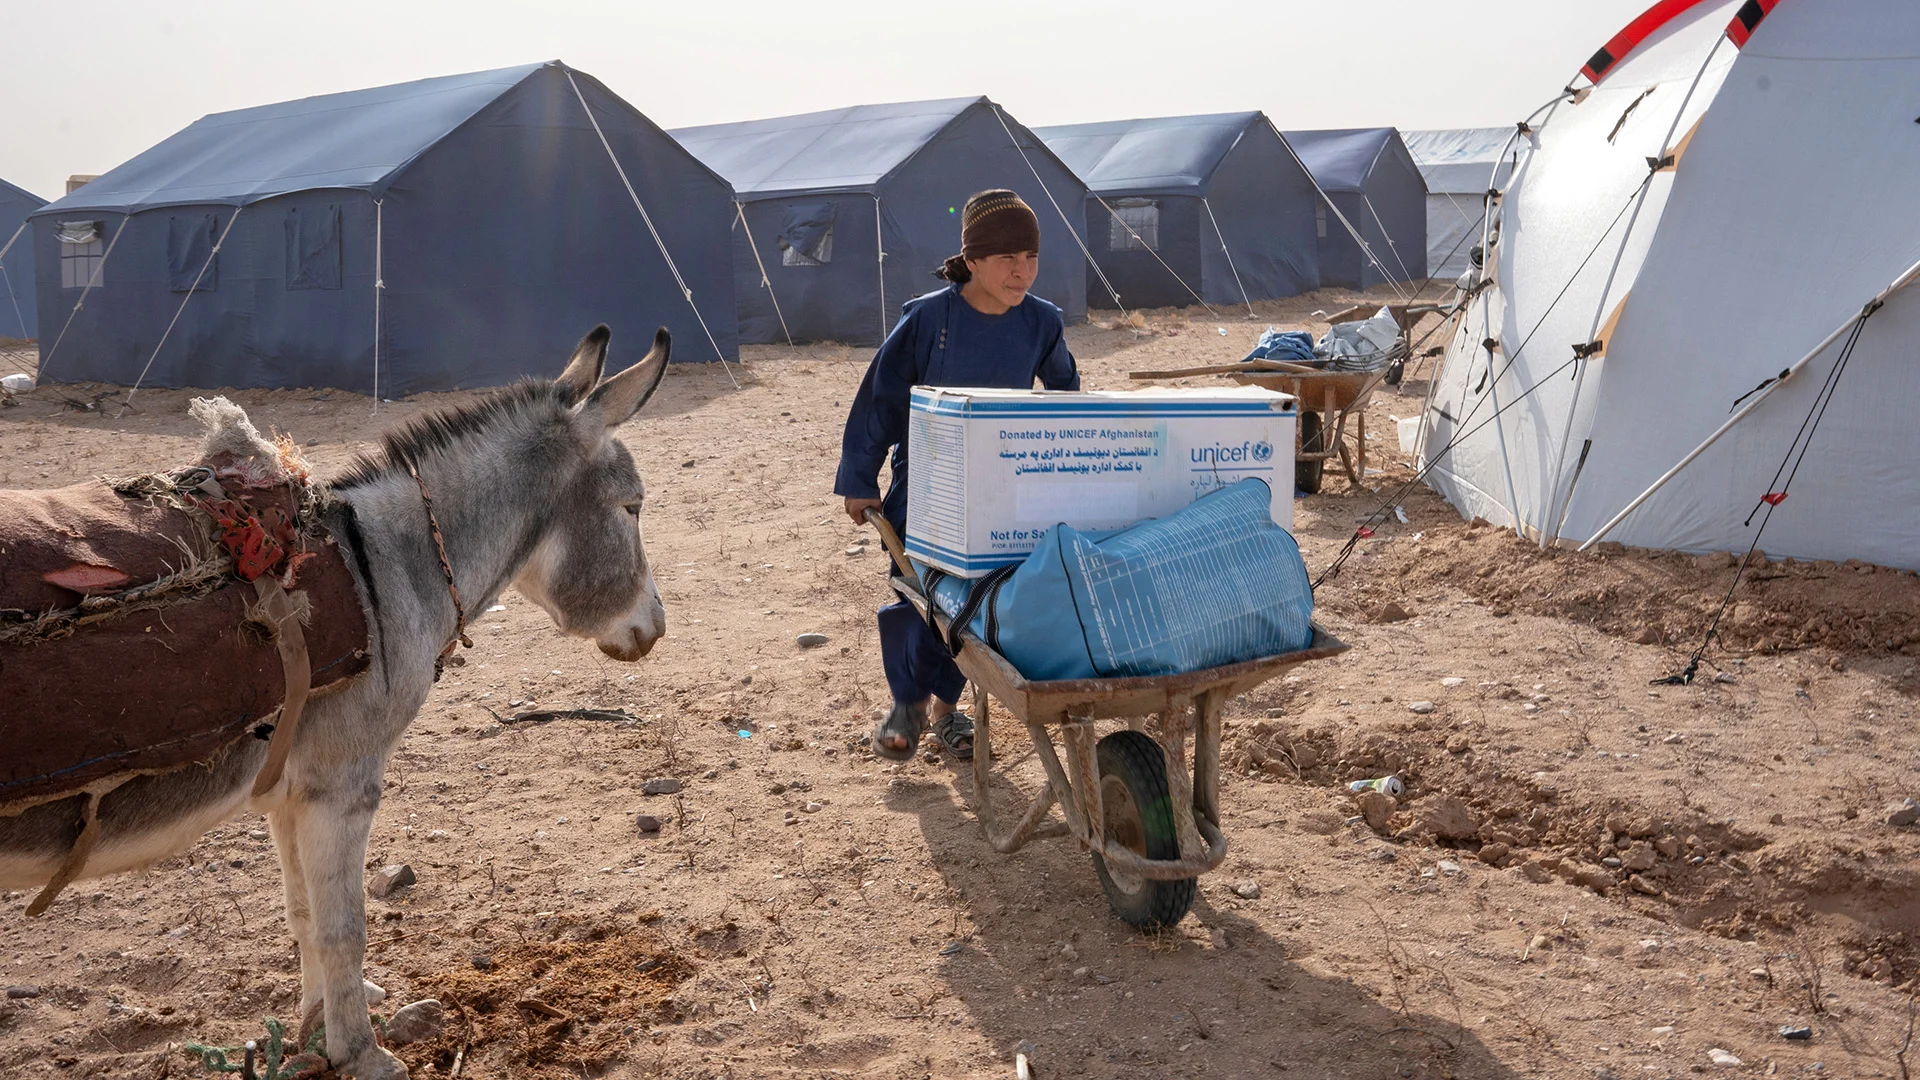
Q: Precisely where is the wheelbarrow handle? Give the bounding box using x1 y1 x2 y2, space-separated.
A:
862 509 920 581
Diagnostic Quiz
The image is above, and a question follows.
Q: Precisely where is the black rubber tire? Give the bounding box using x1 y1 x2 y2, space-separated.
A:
1295 410 1326 495
1090 730 1197 931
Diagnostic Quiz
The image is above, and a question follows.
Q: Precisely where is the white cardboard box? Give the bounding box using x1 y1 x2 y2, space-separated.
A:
905 386 1297 576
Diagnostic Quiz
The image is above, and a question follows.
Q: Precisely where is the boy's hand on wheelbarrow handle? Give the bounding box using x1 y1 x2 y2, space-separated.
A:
844 496 883 526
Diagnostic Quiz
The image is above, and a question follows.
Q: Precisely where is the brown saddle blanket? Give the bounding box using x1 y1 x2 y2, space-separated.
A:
0 479 370 808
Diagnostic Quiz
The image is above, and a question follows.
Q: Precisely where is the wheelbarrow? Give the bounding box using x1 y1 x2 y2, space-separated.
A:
864 511 1348 930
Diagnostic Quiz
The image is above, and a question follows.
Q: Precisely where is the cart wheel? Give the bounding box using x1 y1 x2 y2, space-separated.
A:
1295 411 1326 495
1090 731 1197 931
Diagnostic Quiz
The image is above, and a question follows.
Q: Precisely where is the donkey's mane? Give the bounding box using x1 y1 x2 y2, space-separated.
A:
332 379 579 489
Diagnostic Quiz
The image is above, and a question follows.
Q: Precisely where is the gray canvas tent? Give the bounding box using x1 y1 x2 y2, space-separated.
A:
1283 127 1427 288
672 97 1087 347
1035 112 1319 310
30 61 737 395
0 177 45 339
1403 128 1515 280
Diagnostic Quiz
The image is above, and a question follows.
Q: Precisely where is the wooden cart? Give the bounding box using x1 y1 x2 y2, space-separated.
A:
866 513 1348 929
1129 362 1386 492
1230 367 1384 493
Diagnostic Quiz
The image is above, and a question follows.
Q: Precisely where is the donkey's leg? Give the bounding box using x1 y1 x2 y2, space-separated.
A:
274 807 389 1041
268 805 323 1034
296 763 406 1080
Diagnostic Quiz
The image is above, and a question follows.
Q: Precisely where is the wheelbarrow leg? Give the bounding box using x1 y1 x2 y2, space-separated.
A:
968 687 1064 854
1355 409 1368 484
1150 702 1207 861
1192 689 1224 831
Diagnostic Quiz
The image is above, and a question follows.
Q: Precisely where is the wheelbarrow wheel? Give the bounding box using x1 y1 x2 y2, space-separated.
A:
1295 410 1325 495
1090 730 1196 931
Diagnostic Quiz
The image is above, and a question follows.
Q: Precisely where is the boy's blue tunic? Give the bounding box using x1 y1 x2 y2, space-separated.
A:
835 286 1080 533
835 285 1080 707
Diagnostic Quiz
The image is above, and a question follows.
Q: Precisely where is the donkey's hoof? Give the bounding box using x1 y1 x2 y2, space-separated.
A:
338 1045 408 1080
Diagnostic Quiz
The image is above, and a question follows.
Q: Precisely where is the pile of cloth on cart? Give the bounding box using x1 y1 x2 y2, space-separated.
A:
1244 307 1406 373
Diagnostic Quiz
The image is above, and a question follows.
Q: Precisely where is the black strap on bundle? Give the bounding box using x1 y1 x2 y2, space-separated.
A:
928 563 1018 657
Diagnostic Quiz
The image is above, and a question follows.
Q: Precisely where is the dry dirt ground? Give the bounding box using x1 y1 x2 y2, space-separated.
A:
3 285 1920 1080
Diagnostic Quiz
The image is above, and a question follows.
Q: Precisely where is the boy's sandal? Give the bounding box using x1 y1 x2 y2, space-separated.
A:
871 701 927 762
932 711 975 760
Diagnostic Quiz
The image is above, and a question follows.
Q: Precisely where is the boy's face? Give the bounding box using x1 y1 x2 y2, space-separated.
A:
967 251 1038 309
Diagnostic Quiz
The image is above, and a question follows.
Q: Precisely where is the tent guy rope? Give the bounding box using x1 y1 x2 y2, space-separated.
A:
1200 198 1256 317
38 216 131 381
1091 190 1218 316
124 207 244 408
1651 304 1880 687
986 104 1133 327
1316 170 1653 589
0 220 29 346
1577 253 1920 553
732 201 795 350
564 68 739 389
1272 119 1409 302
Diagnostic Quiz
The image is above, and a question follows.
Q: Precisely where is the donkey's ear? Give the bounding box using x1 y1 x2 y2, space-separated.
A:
588 327 671 428
556 325 612 401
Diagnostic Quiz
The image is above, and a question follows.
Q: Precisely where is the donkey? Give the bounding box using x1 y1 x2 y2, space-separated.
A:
0 325 670 1079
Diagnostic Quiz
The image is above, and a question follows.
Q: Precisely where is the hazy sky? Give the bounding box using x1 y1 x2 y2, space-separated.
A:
2 0 1654 201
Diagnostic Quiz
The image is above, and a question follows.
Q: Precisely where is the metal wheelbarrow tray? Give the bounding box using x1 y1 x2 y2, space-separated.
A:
867 513 1348 929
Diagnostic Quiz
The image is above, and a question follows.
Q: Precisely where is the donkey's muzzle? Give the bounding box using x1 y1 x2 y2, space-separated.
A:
597 625 660 661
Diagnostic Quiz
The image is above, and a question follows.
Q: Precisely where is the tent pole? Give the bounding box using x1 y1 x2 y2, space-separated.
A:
1576 255 1920 553
734 200 795 349
372 198 384 411
1200 198 1254 316
38 215 131 380
1417 90 1565 498
1471 127 1527 537
874 195 887 342
1543 35 1725 548
126 206 243 407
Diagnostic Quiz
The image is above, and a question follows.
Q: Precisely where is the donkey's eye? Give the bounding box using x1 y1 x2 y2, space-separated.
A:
623 503 641 518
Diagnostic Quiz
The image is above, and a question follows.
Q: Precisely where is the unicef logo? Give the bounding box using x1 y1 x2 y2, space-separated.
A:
1251 440 1273 463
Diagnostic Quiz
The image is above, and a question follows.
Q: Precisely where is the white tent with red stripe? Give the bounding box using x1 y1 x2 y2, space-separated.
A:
1421 0 1920 571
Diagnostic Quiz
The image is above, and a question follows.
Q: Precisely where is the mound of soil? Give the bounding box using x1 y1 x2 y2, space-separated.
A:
397 918 693 1078
1330 521 1920 659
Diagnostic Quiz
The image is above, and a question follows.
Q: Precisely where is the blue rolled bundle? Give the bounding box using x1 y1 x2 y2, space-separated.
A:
1244 328 1317 364
923 478 1312 682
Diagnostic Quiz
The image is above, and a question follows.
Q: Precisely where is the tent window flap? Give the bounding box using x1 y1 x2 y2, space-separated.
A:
285 205 342 290
166 213 219 292
58 220 105 289
1109 199 1159 252
778 203 835 267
